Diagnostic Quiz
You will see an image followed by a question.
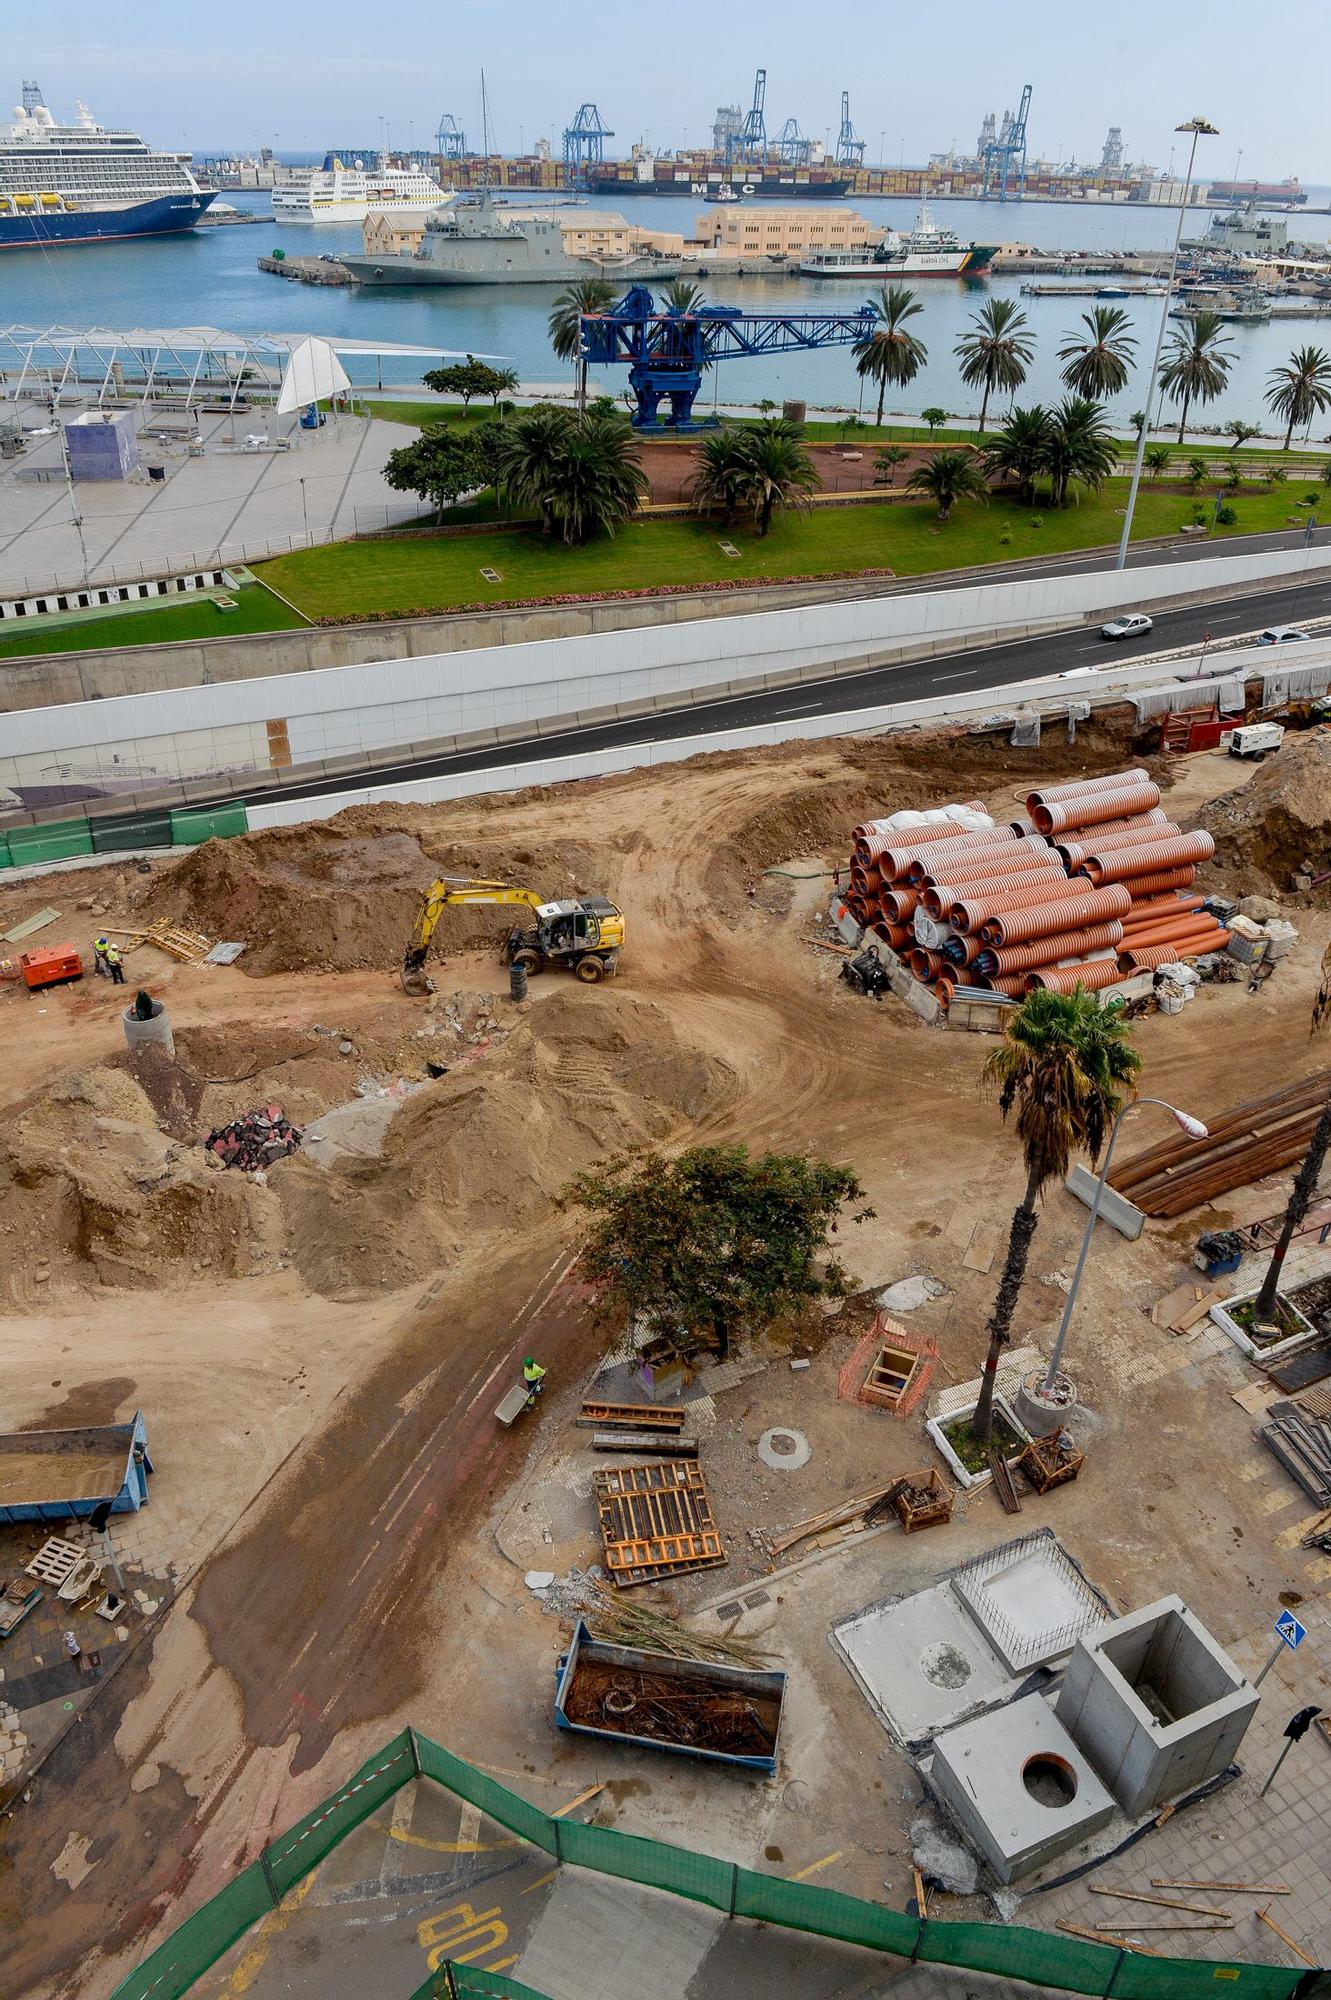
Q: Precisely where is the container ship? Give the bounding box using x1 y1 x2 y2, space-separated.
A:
589 157 852 200
1206 177 1306 207
0 84 214 247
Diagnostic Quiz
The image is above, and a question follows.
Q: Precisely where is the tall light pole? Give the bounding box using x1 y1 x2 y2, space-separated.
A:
1018 1096 1208 1430
1115 117 1218 571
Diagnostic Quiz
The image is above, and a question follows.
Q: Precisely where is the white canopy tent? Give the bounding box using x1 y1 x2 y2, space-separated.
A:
276 336 351 414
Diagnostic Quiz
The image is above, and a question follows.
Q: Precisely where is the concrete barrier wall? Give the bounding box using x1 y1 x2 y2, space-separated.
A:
4 547 1328 802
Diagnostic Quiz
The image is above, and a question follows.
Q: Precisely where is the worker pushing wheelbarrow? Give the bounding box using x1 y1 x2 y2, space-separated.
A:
494 1356 547 1427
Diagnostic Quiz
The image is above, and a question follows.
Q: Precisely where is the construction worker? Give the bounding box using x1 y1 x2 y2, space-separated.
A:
93 935 111 978
522 1356 547 1402
104 940 125 986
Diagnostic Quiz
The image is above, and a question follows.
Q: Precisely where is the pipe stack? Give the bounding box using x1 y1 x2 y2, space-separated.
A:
841 768 1229 1010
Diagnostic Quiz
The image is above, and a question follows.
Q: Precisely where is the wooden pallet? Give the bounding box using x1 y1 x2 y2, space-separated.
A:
577 1401 685 1433
591 1431 698 1457
593 1460 726 1586
25 1536 84 1585
103 919 214 963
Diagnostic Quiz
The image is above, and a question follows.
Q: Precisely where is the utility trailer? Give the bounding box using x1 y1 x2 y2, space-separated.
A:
554 1619 786 1774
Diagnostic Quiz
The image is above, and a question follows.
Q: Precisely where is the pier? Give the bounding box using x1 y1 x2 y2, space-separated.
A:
258 254 354 286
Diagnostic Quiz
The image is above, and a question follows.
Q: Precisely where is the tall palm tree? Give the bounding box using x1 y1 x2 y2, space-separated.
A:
546 406 648 546
1159 312 1233 445
1057 307 1138 400
735 418 819 536
688 426 752 527
853 284 927 427
1039 396 1119 509
970 989 1141 1445
548 278 617 411
1265 345 1331 452
494 403 573 537
1253 943 1331 1321
985 405 1052 505
906 448 990 521
954 298 1034 434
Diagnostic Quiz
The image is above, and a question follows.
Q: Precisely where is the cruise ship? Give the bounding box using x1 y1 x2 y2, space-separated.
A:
341 187 679 287
0 84 214 247
800 203 995 279
272 154 451 224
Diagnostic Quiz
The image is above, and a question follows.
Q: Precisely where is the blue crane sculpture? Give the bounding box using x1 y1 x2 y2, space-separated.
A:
580 286 878 431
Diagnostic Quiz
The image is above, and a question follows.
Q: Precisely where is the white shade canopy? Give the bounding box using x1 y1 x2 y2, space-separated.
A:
276 335 352 414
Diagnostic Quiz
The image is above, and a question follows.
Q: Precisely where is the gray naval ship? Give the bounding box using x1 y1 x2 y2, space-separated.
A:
341 188 681 287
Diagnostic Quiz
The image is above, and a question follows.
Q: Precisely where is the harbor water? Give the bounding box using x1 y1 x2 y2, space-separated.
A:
7 191 1331 433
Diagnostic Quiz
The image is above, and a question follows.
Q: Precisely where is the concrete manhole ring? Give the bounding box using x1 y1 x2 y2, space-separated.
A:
920 1641 973 1690
758 1426 811 1471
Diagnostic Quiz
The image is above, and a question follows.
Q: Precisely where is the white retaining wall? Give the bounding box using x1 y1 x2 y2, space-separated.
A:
3 546 1330 797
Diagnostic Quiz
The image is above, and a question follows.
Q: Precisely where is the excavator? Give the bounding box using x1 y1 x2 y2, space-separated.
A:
401 877 626 995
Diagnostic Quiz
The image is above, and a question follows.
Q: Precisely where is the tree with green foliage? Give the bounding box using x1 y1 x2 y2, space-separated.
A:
1322 458 1331 489
970 989 1141 1445
954 298 1034 433
1057 306 1137 401
382 427 483 522
561 1144 873 1363
1159 312 1233 444
513 404 646 547
921 406 950 439
874 443 910 486
1265 345 1331 452
985 405 1052 505
1145 444 1172 479
906 447 990 521
853 284 927 426
1129 409 1148 438
1187 455 1209 488
1038 397 1119 509
735 416 820 535
1225 419 1261 450
548 278 618 409
421 355 506 410
493 404 573 537
687 426 753 528
474 362 520 406
661 277 707 315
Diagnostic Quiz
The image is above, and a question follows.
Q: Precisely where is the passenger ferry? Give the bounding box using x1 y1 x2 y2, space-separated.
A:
273 155 451 224
801 201 995 279
0 84 213 247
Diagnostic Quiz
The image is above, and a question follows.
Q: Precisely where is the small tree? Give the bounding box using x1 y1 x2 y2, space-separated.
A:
561 1144 872 1363
472 362 519 407
1225 419 1261 451
382 428 482 522
906 447 989 521
1187 455 1209 488
1145 444 1172 479
921 405 950 439
874 443 910 486
421 361 473 407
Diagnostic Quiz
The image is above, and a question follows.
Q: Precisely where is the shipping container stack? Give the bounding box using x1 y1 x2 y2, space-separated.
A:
842 768 1229 1012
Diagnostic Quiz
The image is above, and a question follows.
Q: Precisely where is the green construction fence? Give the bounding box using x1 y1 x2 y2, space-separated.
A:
0 798 250 871
109 1726 1323 2000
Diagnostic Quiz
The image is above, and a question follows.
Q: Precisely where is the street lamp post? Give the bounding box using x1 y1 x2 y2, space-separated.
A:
1115 118 1218 571
299 476 309 543
1016 1096 1208 1431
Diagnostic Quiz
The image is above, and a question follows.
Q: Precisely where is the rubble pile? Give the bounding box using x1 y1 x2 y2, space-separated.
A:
204 1105 303 1172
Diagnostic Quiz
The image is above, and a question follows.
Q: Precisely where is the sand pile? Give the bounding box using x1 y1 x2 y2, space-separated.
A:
276 989 734 1298
1197 730 1331 901
131 812 615 976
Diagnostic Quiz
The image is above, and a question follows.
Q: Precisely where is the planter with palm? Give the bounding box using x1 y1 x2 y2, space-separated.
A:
955 299 1034 434
853 284 926 427
496 403 646 545
548 278 618 411
739 418 819 536
906 448 989 521
1265 345 1331 453
687 426 753 528
985 405 1052 505
1252 946 1331 1322
970 989 1141 1446
1036 397 1119 509
1159 312 1233 445
1058 306 1137 401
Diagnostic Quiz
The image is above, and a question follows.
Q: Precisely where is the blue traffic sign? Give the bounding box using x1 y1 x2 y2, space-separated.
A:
1275 1609 1307 1651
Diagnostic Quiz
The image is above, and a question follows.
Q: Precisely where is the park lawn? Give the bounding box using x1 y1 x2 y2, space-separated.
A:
0 583 305 661
361 399 512 431
257 479 1319 623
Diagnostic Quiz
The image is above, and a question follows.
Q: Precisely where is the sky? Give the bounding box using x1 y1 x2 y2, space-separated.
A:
15 1 1331 181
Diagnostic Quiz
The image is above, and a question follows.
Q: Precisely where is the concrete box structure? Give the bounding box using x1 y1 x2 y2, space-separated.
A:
930 1694 1116 1883
65 408 140 482
1056 1595 1258 1815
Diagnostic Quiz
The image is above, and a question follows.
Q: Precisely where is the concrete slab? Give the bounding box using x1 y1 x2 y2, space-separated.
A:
832 1582 1019 1745
929 1693 1116 1883
1065 1163 1144 1240
952 1533 1108 1673
516 1868 724 2000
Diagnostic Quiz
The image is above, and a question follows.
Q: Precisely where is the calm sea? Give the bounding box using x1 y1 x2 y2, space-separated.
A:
6 190 1331 432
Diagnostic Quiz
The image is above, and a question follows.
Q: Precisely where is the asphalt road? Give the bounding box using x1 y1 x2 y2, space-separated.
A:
247 544 1331 811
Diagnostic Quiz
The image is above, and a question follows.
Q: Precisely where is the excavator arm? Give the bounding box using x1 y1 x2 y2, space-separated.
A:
401 878 548 993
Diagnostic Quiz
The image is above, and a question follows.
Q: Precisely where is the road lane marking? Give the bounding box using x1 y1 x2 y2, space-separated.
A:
522 1868 559 1895
792 1850 844 1881
390 1826 522 1854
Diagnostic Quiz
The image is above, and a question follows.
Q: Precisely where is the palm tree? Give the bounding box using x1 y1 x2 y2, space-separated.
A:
1058 307 1138 400
853 284 927 427
548 278 617 411
1145 444 1172 479
985 405 1052 505
546 406 648 546
1159 312 1233 445
970 989 1141 1445
688 426 752 528
1265 345 1331 452
954 298 1034 434
494 403 573 537
1039 396 1119 509
906 448 990 521
735 418 819 536
661 278 706 315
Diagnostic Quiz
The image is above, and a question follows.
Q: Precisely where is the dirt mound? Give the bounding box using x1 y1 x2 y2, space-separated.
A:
1196 730 1331 901
131 814 616 976
276 988 734 1298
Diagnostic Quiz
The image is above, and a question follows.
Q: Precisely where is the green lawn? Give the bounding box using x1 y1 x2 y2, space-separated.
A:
361 399 512 432
0 583 306 661
257 480 1320 623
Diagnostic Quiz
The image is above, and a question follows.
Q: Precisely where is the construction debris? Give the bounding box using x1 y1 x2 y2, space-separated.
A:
1109 1072 1331 1218
1057 1922 1164 1956
1259 1404 1331 1505
104 919 214 963
1151 1880 1290 1894
894 1468 955 1534
584 1585 772 1667
592 1460 725 1587
768 1480 910 1557
1017 1428 1085 1494
577 1401 686 1433
203 1104 303 1172
592 1431 698 1457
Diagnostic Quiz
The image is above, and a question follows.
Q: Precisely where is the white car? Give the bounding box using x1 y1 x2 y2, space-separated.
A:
1257 626 1309 645
1101 613 1154 641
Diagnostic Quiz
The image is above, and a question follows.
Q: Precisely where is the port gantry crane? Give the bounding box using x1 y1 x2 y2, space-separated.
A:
727 69 768 168
580 286 878 431
835 91 865 168
434 114 467 162
562 103 614 187
982 83 1032 201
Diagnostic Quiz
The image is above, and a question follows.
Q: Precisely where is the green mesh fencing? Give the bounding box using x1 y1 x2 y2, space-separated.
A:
169 801 249 845
5 818 94 866
0 836 11 869
112 1727 1320 2000
90 808 175 854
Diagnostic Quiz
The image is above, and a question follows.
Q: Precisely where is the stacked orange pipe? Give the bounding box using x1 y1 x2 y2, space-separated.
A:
980 885 1133 946
980 921 1125 976
1027 959 1126 995
1079 831 1216 885
1030 782 1164 836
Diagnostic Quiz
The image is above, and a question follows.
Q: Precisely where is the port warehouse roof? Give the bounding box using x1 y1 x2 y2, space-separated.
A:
0 326 504 390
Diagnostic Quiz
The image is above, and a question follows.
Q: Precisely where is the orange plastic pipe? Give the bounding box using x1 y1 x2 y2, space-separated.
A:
1026 768 1150 810
1031 783 1164 835
922 861 1066 915
981 884 1133 945
1026 959 1127 995
1081 831 1216 883
985 922 1125 975
1122 894 1207 928
1118 918 1226 954
1056 822 1182 868
1113 867 1199 898
951 877 1103 932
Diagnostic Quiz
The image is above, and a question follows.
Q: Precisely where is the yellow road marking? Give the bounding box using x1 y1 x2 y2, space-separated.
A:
791 1851 843 1881
390 1826 522 1854
486 1957 520 1973
219 1869 319 1994
521 1869 559 1895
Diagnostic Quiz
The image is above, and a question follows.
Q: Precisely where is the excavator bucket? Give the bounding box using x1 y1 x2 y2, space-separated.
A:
400 950 433 996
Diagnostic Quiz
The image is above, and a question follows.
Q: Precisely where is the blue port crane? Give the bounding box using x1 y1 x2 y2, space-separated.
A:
435 114 467 162
728 69 768 167
563 103 614 187
982 83 1032 200
775 117 813 167
580 285 878 431
835 91 865 167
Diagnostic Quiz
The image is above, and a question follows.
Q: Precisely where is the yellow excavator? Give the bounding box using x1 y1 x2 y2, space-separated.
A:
401 877 626 995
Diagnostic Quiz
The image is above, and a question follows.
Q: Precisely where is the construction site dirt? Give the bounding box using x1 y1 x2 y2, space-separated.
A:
1 718 1330 1997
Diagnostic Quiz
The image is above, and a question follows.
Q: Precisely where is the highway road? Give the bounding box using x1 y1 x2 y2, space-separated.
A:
243 552 1331 811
